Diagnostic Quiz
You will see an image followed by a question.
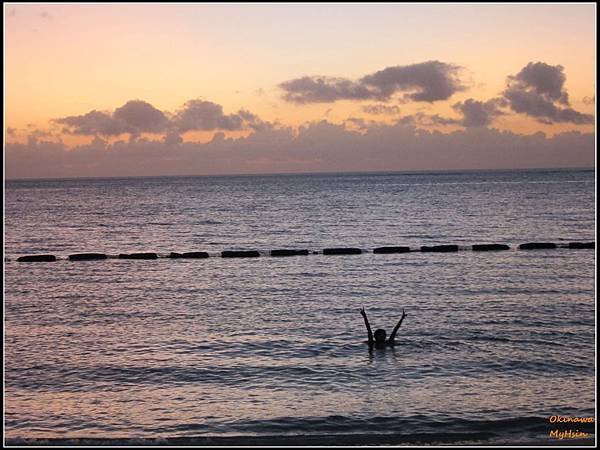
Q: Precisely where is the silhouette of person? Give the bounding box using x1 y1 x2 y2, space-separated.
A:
360 307 407 349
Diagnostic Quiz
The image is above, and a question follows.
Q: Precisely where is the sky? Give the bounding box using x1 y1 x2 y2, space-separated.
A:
4 3 596 179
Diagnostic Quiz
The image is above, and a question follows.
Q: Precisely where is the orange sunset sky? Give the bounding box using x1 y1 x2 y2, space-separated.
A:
4 3 596 178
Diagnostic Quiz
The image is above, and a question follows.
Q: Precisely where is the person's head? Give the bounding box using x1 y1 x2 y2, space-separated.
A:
374 329 387 343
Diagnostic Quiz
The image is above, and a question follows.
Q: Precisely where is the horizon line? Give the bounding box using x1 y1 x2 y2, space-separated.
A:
4 165 595 183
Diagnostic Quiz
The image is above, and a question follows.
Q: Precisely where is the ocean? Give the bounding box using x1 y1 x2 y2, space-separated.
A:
4 169 596 445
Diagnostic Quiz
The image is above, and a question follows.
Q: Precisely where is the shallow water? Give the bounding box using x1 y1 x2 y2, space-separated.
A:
4 169 596 442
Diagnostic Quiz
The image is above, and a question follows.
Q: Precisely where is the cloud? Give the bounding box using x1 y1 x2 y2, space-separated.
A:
113 100 169 134
409 63 593 128
173 100 273 132
344 117 371 131
26 128 56 144
279 76 373 103
502 62 593 124
582 96 595 105
55 110 125 136
6 120 593 179
361 104 401 115
509 62 569 104
54 99 268 136
452 98 504 127
360 61 466 102
173 100 244 132
163 131 183 145
422 114 461 126
279 61 466 104
55 100 169 136
391 112 459 127
398 97 503 128
237 109 273 132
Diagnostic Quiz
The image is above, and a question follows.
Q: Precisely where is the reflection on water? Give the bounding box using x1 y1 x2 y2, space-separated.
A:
5 250 595 439
4 170 596 440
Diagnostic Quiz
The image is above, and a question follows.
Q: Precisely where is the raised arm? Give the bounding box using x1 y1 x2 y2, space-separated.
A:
360 307 374 345
388 309 407 343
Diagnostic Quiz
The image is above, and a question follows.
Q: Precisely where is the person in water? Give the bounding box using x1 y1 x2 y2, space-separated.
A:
360 306 407 349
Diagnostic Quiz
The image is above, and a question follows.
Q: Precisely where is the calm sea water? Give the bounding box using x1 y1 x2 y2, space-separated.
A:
4 169 596 444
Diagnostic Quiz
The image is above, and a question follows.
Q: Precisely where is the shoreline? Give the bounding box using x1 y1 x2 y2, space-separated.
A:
5 433 596 447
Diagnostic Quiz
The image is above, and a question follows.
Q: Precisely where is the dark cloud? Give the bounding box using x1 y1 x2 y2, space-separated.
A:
279 76 373 103
361 104 401 115
452 98 504 127
383 98 503 128
360 61 466 102
279 61 466 104
7 121 593 179
173 100 244 132
455 99 501 127
55 99 269 136
55 110 125 136
509 62 568 104
502 62 593 124
503 88 593 124
237 109 273 132
55 100 169 136
113 100 169 134
173 100 271 133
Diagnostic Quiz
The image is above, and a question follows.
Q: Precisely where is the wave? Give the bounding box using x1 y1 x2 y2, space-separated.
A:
5 413 595 446
0 433 511 446
197 220 223 225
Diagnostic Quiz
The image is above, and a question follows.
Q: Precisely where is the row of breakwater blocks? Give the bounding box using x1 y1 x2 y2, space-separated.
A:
13 242 595 262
